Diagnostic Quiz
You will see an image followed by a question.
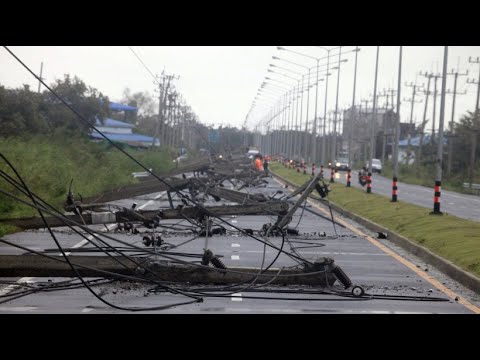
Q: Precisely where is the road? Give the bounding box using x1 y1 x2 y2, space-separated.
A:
0 174 479 313
333 170 480 222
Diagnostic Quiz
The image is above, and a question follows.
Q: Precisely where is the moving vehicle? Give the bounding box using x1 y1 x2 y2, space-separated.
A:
246 149 260 159
335 158 349 171
365 159 382 174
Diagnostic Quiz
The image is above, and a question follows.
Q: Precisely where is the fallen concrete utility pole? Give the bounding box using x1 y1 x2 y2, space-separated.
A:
276 172 324 229
0 202 290 230
82 171 260 206
83 178 193 204
0 255 337 286
204 187 269 204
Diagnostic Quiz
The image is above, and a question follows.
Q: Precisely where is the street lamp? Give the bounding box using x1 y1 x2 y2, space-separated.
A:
392 46 403 202
348 46 361 178
268 68 304 157
273 54 314 161
264 78 296 156
313 46 344 168
368 46 380 194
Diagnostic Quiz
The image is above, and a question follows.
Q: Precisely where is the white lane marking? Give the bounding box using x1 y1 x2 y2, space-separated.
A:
0 307 37 312
231 243 240 248
63 222 117 256
2 192 167 297
231 220 238 223
137 191 167 210
64 191 167 256
231 293 243 301
0 277 35 297
81 308 94 313
231 255 240 260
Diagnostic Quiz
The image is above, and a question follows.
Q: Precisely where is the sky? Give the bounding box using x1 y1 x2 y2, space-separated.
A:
1 46 480 133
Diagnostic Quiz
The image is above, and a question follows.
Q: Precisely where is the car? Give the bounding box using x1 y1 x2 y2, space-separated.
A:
246 149 260 159
335 158 349 171
174 154 188 163
365 159 382 173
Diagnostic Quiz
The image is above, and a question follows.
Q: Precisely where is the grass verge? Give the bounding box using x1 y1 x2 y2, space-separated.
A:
271 162 480 279
0 135 174 236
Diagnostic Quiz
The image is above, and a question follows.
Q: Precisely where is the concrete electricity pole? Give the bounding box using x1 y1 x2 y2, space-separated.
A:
392 46 403 202
432 46 449 215
37 62 44 93
368 46 380 194
445 66 468 176
417 72 434 166
430 73 442 144
467 57 480 112
404 82 424 164
153 71 178 147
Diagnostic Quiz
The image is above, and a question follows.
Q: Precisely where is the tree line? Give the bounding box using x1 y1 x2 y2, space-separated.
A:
0 75 110 137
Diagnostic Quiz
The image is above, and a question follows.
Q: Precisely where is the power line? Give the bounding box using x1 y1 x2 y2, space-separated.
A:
128 46 161 86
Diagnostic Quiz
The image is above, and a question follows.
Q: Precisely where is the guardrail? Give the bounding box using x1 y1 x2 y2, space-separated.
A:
462 182 480 195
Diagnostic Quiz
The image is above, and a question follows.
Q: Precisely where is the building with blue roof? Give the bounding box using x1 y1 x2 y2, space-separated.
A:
90 102 159 147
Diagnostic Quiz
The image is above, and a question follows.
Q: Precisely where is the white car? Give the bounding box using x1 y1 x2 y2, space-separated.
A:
365 159 382 173
174 154 188 163
246 149 260 159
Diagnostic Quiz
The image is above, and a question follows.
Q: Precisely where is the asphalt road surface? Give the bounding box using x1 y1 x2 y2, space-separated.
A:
333 170 480 222
0 174 479 313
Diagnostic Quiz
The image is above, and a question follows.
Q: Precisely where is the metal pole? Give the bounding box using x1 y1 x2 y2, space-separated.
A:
312 60 320 165
294 81 301 157
287 87 294 158
392 46 402 202
331 48 342 167
368 46 380 194
448 72 459 176
305 69 311 163
433 46 448 215
322 52 330 166
470 57 480 111
299 75 305 158
405 83 422 163
431 75 439 144
304 69 311 160
348 48 358 171
37 62 44 93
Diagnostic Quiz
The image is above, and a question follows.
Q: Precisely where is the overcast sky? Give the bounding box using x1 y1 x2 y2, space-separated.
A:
1 46 480 133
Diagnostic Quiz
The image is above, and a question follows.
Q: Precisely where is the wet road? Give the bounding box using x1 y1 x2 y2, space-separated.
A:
333 170 480 222
0 175 479 313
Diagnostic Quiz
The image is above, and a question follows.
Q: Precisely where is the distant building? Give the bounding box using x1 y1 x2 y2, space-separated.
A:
90 102 160 148
343 106 415 161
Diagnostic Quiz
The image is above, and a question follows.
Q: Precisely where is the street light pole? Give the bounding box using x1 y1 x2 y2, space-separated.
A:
392 46 403 202
468 57 480 112
331 47 343 175
312 62 320 164
348 47 360 174
322 53 331 167
432 46 448 215
368 46 380 194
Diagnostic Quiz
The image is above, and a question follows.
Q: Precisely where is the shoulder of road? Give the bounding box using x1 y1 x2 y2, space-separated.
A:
270 162 480 295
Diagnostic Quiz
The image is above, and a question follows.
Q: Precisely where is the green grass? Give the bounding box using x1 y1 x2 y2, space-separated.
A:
271 162 480 278
0 135 174 234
